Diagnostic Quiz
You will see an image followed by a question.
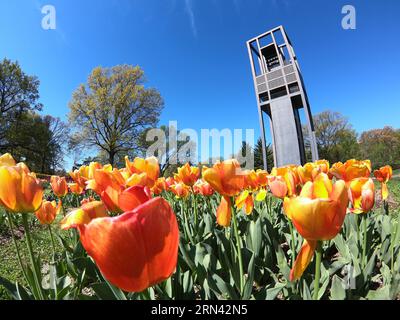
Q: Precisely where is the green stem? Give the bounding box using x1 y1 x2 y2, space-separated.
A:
231 197 244 296
60 196 66 217
193 192 198 234
288 220 296 268
5 211 28 281
362 215 367 269
390 220 397 273
22 214 45 300
76 195 80 208
48 225 57 258
313 241 323 300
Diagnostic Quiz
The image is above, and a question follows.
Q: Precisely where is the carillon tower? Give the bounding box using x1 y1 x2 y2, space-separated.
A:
247 25 318 169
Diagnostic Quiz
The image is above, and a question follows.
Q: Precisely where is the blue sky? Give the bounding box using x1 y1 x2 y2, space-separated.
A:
1 0 400 168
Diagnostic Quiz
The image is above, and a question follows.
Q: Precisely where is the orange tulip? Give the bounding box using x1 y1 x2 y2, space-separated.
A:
174 163 200 187
87 166 153 213
255 169 269 187
297 162 321 185
283 173 348 280
86 168 125 213
75 197 179 292
36 200 61 224
68 182 84 195
216 196 232 227
50 175 68 198
0 153 16 166
69 169 87 189
235 190 254 215
125 156 160 188
329 159 371 182
193 179 214 196
374 165 392 201
270 166 298 197
348 178 375 214
315 159 330 174
243 169 268 190
202 159 244 197
152 177 167 195
165 177 176 190
169 182 191 198
0 163 43 213
61 201 108 230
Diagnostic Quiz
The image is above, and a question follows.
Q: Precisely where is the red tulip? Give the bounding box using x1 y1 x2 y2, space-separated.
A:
78 197 179 292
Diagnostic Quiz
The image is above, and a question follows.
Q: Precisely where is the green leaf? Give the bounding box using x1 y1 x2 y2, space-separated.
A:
266 282 286 300
242 253 255 299
330 275 346 300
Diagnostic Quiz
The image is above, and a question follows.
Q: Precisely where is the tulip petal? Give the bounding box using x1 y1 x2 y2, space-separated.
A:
381 182 389 201
216 196 232 227
118 186 151 212
290 239 317 281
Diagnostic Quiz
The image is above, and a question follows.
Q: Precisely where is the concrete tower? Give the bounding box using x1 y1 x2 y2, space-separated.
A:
246 25 319 169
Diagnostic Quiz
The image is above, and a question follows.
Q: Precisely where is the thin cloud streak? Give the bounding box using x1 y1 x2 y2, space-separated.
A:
185 0 197 37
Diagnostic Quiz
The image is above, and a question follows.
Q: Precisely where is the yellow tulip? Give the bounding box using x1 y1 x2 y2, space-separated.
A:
0 163 43 213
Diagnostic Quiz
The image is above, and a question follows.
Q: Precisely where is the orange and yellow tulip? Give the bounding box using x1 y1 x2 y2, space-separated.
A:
0 163 43 213
270 166 298 197
174 163 200 187
283 173 348 280
193 179 214 196
348 178 375 214
297 162 321 185
0 153 16 167
216 196 232 227
50 175 68 198
61 200 108 230
68 182 84 195
169 182 191 198
152 177 167 195
235 190 254 215
36 200 61 224
314 159 329 174
374 165 392 201
203 159 245 227
75 197 179 292
202 159 244 197
329 159 371 182
125 156 160 188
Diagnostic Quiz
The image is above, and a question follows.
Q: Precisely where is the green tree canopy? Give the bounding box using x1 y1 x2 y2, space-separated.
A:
359 126 400 169
311 110 360 164
253 137 274 172
0 58 42 150
5 111 68 173
68 65 164 166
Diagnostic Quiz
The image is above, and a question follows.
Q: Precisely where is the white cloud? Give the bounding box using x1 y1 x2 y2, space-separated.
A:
184 0 197 37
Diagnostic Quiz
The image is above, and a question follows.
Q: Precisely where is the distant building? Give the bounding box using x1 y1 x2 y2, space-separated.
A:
247 25 318 169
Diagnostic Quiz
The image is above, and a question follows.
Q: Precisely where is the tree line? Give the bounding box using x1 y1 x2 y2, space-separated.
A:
1 58 399 174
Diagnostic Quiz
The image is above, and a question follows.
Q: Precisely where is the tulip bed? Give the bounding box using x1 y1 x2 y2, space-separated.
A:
0 153 399 300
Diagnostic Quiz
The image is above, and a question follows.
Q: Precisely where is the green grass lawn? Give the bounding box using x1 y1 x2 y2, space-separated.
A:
0 214 66 299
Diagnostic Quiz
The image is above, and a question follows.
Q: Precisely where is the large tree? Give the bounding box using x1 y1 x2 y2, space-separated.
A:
309 110 360 164
359 126 400 169
68 65 164 166
6 111 68 173
0 58 42 150
253 137 274 171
